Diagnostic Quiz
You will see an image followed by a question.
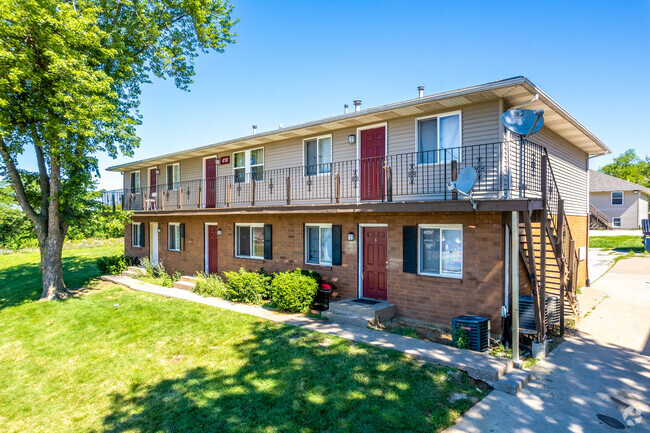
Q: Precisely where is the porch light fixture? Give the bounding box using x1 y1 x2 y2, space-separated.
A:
347 232 355 241
157 228 161 233
156 169 160 175
348 134 356 145
217 229 222 236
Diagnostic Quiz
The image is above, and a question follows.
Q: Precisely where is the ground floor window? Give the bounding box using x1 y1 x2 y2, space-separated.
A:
305 224 332 265
418 224 462 278
235 223 265 259
168 223 181 251
612 217 621 228
132 222 144 247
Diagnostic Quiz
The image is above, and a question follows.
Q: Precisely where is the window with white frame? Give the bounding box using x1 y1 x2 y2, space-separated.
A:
612 217 622 228
130 171 141 194
235 223 265 259
611 191 623 206
418 225 463 277
416 112 461 164
168 223 181 251
233 148 264 183
166 163 180 190
305 224 333 265
303 136 332 176
132 222 143 247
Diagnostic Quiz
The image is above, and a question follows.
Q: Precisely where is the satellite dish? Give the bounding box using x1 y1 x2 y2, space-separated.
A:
447 166 478 210
501 108 544 136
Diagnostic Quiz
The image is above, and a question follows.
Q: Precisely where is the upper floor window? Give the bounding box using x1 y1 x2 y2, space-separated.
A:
234 148 264 183
130 171 140 194
166 163 180 191
418 224 462 278
304 136 332 176
416 111 461 164
611 191 623 206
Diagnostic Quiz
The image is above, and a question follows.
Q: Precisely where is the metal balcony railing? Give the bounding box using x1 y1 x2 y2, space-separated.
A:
101 140 548 211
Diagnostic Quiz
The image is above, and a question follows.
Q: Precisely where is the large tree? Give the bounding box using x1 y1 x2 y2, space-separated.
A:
0 0 236 299
599 149 650 188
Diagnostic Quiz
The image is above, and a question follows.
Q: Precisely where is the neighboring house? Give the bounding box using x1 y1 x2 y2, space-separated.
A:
589 170 650 229
105 76 610 335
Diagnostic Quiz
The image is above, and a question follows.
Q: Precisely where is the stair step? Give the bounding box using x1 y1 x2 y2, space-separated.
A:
180 276 199 283
127 266 146 276
173 280 195 291
121 270 137 278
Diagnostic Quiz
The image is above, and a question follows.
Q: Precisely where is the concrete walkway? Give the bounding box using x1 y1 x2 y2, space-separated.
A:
446 256 650 433
101 274 512 385
589 229 643 237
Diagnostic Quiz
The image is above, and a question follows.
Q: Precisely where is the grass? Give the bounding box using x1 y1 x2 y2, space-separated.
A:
589 235 645 253
0 242 490 432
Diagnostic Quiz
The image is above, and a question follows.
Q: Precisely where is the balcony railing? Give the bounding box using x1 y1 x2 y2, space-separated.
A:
102 141 547 211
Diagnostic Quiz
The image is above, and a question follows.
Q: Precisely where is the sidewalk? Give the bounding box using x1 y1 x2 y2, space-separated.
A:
445 256 650 432
102 274 512 385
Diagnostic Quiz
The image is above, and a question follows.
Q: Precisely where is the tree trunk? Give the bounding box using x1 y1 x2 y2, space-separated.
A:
38 227 70 300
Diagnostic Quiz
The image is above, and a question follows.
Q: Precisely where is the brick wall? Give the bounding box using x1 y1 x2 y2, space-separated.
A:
126 211 507 333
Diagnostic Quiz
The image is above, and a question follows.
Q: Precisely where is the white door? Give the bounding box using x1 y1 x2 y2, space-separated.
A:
150 222 159 264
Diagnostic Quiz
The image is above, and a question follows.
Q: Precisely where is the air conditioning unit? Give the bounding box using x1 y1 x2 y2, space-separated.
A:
519 295 561 334
452 315 490 352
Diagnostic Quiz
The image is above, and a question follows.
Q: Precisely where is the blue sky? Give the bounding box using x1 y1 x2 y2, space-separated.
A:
29 1 650 189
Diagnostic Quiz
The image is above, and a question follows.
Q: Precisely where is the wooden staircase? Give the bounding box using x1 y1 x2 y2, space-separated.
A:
589 203 610 229
517 149 580 338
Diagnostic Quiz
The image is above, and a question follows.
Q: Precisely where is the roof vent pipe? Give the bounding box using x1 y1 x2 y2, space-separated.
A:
418 85 424 98
344 104 349 114
252 125 257 134
353 99 361 112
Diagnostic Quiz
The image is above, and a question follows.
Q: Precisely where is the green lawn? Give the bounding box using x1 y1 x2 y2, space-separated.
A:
0 241 489 432
589 235 645 253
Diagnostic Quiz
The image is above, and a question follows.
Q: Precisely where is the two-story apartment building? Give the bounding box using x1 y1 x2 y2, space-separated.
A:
105 77 610 334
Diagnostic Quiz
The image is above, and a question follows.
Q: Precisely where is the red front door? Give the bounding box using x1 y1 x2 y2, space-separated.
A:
360 126 385 201
207 225 219 274
205 157 217 208
149 168 157 196
362 226 388 300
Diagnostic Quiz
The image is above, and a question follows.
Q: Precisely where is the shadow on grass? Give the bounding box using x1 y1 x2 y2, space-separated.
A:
0 254 103 309
101 323 487 433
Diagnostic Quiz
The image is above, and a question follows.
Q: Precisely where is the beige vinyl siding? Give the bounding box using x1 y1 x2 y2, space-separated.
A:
590 191 642 229
528 128 589 217
640 193 649 225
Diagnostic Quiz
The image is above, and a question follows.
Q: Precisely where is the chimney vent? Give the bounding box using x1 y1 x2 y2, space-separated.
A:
353 99 362 112
252 125 257 134
418 86 424 98
344 104 349 114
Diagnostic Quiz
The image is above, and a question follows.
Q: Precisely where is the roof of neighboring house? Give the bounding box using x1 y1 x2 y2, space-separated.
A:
107 76 611 172
589 170 650 194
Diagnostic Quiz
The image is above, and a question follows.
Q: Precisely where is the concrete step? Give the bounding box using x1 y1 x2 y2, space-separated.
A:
493 369 532 395
323 299 396 327
173 280 195 291
121 270 137 278
127 266 146 276
180 276 199 284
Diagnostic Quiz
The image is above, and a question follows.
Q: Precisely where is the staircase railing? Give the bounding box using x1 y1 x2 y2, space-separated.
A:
589 203 610 229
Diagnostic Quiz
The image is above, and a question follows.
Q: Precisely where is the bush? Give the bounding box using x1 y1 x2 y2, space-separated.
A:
222 268 271 304
270 268 319 313
194 272 228 298
96 255 134 275
137 258 181 287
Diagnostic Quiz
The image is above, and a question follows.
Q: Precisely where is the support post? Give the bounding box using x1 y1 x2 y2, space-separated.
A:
523 211 544 343
178 187 183 209
568 239 576 300
540 154 548 338
112 195 116 212
227 183 231 208
335 173 341 204
251 179 256 206
558 201 566 337
511 211 521 369
286 176 291 205
451 160 458 200
198 185 202 209
386 166 393 202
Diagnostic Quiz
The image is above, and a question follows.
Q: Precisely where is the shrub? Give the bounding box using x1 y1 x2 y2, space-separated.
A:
299 269 322 285
453 326 470 350
96 255 134 275
194 272 228 298
139 257 167 278
222 268 271 304
270 268 319 313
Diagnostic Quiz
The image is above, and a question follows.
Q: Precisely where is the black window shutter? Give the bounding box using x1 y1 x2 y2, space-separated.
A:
403 226 417 273
130 173 136 194
180 223 185 251
332 225 342 266
139 222 145 247
264 224 272 260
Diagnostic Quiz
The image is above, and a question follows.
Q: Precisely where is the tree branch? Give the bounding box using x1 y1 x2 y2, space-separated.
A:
33 138 50 216
0 136 43 228
133 14 187 57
